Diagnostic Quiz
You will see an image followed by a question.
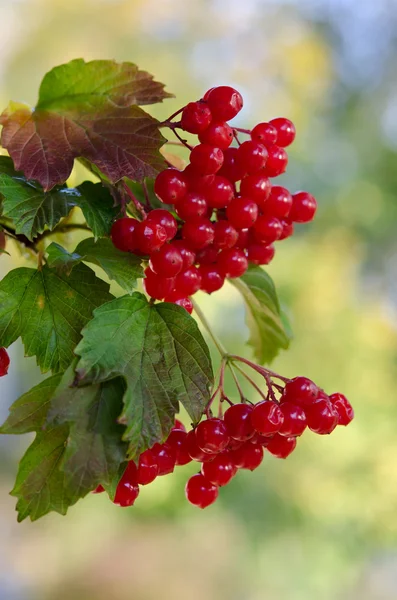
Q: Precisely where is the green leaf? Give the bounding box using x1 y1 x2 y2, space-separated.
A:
47 238 143 293
0 155 21 177
74 293 213 459
74 181 121 238
0 263 113 373
0 59 171 191
231 266 292 364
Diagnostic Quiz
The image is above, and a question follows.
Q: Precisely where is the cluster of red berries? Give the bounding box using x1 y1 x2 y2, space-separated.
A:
110 85 317 307
94 375 353 509
0 347 10 377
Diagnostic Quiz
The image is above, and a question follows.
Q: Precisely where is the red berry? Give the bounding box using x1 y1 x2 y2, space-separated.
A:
230 441 264 471
185 473 219 508
173 419 186 432
185 430 215 462
137 449 159 485
218 147 246 182
247 242 275 265
306 399 338 435
184 165 215 194
251 401 284 436
290 192 317 223
217 248 248 278
227 197 258 229
238 141 268 174
206 86 243 121
240 174 271 205
235 228 250 249
279 402 307 437
266 434 297 458
143 267 175 300
93 485 105 494
150 244 183 278
253 215 283 243
171 240 196 270
213 220 238 250
264 186 293 218
223 403 255 441
264 145 288 177
181 101 212 134
329 393 354 426
147 209 178 240
282 377 319 408
164 293 193 314
111 217 139 252
134 221 167 254
174 266 202 296
113 462 139 507
154 169 187 204
250 122 278 145
201 453 236 486
199 121 234 149
196 245 219 265
196 418 229 453
279 218 294 240
0 347 10 377
269 117 296 147
151 443 176 475
206 176 234 209
166 429 192 466
190 144 224 175
176 192 208 220
182 218 215 250
199 265 225 294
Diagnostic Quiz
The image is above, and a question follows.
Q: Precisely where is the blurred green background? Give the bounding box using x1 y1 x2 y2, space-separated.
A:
1 0 397 598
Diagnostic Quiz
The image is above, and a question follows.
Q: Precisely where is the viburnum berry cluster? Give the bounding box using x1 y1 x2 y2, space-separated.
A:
110 85 317 306
0 347 10 377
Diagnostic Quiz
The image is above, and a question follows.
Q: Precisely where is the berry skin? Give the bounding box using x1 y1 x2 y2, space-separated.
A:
253 215 283 243
195 418 230 453
247 242 275 265
251 401 284 436
290 192 317 223
0 347 10 377
164 293 194 314
206 176 234 209
224 403 255 441
196 246 219 265
147 209 178 240
149 244 183 278
143 267 175 300
264 186 293 218
235 228 250 250
93 485 105 494
184 166 215 195
199 265 225 294
166 429 192 466
182 218 215 250
151 443 177 475
227 197 258 229
282 376 319 408
217 248 248 278
206 86 243 121
199 121 234 149
230 441 264 471
173 419 187 432
171 240 196 270
111 218 139 252
264 145 288 177
240 174 271 205
279 219 294 240
113 462 140 507
250 122 278 145
154 168 187 204
185 430 215 462
181 101 212 134
134 221 167 254
137 450 159 485
269 117 296 147
329 393 354 426
238 141 268 174
176 192 208 221
201 453 236 486
185 473 219 509
306 399 338 435
266 434 297 459
279 402 307 437
218 147 246 182
213 220 238 250
190 144 224 175
174 266 202 296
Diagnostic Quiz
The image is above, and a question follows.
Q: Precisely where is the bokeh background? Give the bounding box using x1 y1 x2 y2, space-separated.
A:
1 0 397 598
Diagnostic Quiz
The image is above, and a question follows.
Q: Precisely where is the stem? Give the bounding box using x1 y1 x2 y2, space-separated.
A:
142 181 151 210
233 127 251 134
162 107 184 124
233 363 268 402
191 299 228 357
121 181 147 220
206 358 227 418
229 355 290 382
233 130 241 147
171 128 194 151
227 363 245 402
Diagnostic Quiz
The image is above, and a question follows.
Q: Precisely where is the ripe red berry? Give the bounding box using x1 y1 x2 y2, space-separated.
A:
150 244 183 278
269 117 296 147
206 86 243 121
227 197 258 229
201 453 236 486
171 240 196 270
264 186 293 218
306 399 338 435
151 443 177 475
240 174 271 205
290 192 317 223
264 145 288 177
147 209 178 240
250 122 278 145
266 434 297 458
282 377 319 408
279 402 307 437
185 430 215 462
238 141 268 174
251 401 284 436
0 347 10 377
92 485 105 494
182 218 215 250
164 293 194 314
234 228 251 249
196 418 230 453
181 101 212 134
196 245 219 265
174 266 202 296
190 144 224 175
217 248 248 278
253 215 283 243
218 147 246 182
113 462 139 507
185 473 219 508
279 218 294 240
176 192 208 220
224 403 255 441
134 221 167 254
213 220 238 250
173 419 187 432
199 121 234 149
154 168 187 204
137 449 159 485
199 265 225 294
166 429 192 466
230 441 264 470
206 176 234 209
329 393 354 426
184 165 215 194
143 267 175 300
111 217 139 252
247 242 275 265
